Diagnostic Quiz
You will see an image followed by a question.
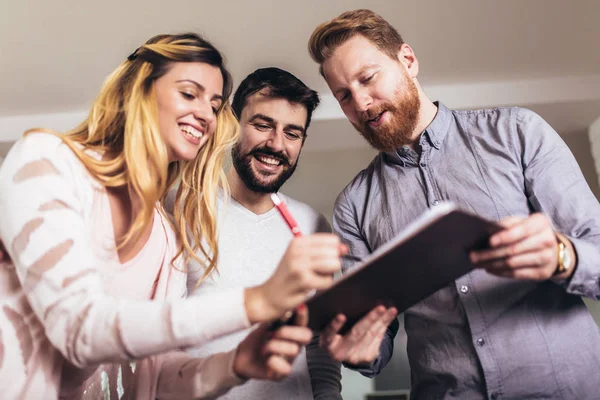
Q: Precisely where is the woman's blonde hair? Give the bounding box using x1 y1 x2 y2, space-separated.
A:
28 33 239 281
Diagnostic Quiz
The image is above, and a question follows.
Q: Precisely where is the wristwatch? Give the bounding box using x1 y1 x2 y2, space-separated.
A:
554 235 574 276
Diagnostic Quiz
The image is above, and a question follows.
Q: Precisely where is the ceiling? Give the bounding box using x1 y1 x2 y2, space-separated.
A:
1 0 599 154
2 0 600 115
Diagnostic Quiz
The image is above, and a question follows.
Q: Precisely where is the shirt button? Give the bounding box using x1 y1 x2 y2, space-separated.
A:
432 200 439 206
420 162 426 167
476 338 485 347
460 285 469 293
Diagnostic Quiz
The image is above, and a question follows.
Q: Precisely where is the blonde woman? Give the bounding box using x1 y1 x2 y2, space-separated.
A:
0 33 343 399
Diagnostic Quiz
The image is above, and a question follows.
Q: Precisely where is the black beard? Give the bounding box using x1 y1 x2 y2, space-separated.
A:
231 144 297 194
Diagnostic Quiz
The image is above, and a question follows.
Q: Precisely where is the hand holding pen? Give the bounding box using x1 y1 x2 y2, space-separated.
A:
244 194 347 325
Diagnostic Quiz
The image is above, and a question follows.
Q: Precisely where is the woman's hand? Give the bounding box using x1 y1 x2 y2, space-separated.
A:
233 305 311 381
244 233 346 323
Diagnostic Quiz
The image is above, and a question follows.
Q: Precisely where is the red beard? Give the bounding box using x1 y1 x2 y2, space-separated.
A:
352 76 421 152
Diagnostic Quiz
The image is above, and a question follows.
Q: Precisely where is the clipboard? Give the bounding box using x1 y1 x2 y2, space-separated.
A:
306 202 502 334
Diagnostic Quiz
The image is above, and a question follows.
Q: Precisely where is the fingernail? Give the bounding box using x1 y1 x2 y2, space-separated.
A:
490 236 500 247
297 304 306 312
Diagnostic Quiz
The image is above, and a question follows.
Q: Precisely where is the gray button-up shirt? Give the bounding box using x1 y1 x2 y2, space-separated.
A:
333 102 600 399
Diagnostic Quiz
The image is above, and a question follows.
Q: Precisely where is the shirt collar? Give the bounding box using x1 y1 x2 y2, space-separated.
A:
383 101 452 165
424 101 452 150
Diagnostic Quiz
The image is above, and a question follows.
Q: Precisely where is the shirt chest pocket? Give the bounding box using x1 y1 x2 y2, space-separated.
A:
433 139 531 220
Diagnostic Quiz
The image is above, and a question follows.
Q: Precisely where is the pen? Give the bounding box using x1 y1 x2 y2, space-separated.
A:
269 193 301 331
271 193 302 237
